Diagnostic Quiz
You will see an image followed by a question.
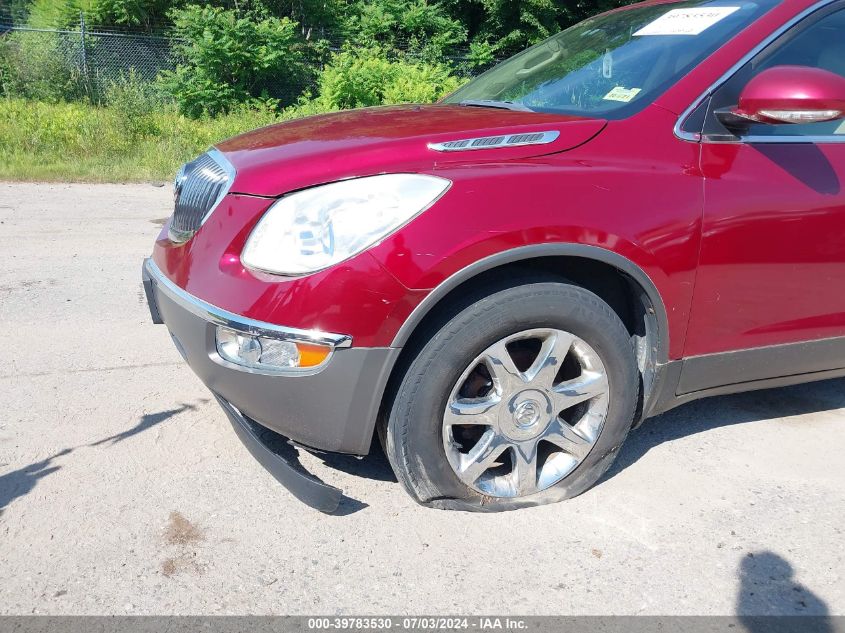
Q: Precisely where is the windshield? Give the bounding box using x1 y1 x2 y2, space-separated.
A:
444 0 779 118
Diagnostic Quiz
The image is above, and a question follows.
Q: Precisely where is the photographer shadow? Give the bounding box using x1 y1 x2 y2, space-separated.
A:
606 378 845 478
737 551 833 632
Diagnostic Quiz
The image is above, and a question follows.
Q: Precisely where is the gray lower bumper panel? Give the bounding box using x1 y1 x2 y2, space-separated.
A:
215 394 343 514
142 257 399 455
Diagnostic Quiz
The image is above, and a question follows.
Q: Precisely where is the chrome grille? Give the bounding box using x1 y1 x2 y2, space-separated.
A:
169 150 235 243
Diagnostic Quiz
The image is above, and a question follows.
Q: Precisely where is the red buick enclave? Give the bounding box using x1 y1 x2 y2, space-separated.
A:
143 0 845 512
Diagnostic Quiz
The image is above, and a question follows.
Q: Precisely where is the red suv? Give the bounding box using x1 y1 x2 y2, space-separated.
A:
143 0 845 513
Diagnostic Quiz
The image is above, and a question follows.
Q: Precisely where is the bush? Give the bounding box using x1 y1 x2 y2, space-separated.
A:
310 47 463 110
103 70 168 139
86 0 174 30
465 40 496 69
314 47 395 109
382 62 463 104
0 31 87 102
158 5 311 118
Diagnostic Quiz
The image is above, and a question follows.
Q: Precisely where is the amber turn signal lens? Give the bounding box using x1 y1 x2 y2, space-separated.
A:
295 342 332 367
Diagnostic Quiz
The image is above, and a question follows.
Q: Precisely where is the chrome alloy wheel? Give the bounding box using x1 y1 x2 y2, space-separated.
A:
442 328 610 498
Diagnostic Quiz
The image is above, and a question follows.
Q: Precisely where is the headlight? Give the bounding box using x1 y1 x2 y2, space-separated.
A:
241 174 451 275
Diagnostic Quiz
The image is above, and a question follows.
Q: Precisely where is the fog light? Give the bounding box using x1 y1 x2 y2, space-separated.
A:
215 327 331 372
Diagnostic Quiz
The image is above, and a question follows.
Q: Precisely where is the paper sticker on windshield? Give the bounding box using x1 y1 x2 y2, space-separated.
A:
603 87 641 103
633 7 740 36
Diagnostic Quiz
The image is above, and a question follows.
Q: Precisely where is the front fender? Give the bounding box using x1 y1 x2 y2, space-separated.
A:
368 154 701 361
384 242 670 362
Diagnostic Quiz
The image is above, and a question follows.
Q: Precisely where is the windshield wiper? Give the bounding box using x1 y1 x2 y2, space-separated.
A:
458 99 534 112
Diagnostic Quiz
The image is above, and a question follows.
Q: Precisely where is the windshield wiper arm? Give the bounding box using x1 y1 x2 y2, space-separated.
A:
458 99 534 112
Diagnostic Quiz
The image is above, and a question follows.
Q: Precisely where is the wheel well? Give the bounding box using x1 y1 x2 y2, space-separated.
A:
376 255 664 443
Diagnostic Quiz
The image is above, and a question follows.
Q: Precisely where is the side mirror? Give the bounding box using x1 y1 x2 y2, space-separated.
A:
716 65 845 133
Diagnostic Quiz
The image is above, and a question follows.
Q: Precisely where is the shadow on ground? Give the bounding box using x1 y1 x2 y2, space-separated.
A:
607 378 845 480
89 401 205 446
320 439 397 484
6 380 843 517
0 448 72 515
316 379 845 513
737 550 833 632
0 401 204 514
317 443 397 515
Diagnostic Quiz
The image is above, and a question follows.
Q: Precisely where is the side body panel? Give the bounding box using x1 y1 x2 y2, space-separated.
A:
685 141 845 358
681 0 845 379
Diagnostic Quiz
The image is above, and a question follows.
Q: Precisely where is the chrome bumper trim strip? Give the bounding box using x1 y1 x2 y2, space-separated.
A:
143 258 353 349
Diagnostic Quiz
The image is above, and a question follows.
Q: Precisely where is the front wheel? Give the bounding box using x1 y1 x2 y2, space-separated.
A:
383 279 638 511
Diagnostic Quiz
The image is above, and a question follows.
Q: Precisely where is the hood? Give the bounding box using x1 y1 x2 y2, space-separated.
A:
216 104 607 197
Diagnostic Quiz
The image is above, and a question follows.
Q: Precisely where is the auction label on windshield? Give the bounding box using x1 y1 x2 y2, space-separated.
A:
633 6 740 36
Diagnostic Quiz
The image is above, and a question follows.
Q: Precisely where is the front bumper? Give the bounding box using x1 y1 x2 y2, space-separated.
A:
142 259 399 497
214 394 343 513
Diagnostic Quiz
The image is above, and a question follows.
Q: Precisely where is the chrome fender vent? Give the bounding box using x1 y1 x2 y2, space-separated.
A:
428 130 560 152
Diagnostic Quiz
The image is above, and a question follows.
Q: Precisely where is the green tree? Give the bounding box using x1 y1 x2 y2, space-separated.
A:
476 0 561 54
24 0 178 30
87 0 176 29
25 0 90 27
158 4 310 117
255 0 348 37
308 45 461 109
345 0 466 61
0 0 34 23
439 0 639 57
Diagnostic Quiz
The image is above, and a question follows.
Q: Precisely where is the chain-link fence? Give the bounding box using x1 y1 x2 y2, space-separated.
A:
63 27 169 77
0 17 180 103
0 11 489 107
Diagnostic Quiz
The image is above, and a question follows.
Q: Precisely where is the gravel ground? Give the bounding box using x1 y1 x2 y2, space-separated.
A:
0 182 843 616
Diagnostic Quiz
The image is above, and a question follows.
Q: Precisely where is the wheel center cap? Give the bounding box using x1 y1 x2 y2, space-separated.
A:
514 400 541 428
500 389 553 440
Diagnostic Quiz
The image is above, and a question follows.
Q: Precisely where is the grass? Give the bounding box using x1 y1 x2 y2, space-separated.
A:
0 98 315 182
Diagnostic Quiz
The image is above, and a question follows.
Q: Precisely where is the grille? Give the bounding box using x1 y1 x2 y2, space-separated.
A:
168 151 235 243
